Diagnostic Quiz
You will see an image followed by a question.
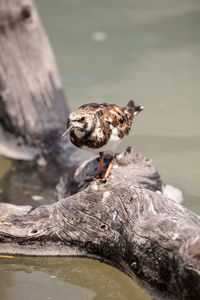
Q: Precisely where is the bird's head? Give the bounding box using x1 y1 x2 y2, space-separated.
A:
62 109 95 138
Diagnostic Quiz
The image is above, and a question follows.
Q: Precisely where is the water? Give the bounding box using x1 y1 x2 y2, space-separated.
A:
0 257 149 300
33 0 200 213
0 0 200 299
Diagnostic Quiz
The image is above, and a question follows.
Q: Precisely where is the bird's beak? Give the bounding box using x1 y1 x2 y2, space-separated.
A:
61 125 73 138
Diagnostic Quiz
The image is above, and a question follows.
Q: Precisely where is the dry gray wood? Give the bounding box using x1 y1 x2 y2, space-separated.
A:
0 0 69 161
0 148 200 300
0 1 200 300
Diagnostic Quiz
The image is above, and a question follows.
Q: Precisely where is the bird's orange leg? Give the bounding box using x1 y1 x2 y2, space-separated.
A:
99 152 104 178
103 157 114 179
85 153 113 181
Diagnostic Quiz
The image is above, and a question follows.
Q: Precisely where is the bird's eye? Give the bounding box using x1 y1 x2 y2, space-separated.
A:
80 117 85 122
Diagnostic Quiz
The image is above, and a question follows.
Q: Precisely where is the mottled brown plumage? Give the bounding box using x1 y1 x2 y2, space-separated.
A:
62 100 143 178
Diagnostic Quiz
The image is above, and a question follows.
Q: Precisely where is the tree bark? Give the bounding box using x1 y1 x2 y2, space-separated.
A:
0 0 69 161
0 1 200 300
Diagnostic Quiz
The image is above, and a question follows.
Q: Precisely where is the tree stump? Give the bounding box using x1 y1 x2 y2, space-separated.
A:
0 0 68 162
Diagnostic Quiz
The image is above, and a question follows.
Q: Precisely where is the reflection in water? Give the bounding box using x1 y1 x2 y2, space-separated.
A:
0 257 150 300
0 271 13 300
0 271 95 300
0 0 200 299
0 157 11 179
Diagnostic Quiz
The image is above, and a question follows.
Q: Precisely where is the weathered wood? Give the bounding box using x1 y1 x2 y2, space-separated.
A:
0 148 200 299
0 0 69 161
0 1 200 300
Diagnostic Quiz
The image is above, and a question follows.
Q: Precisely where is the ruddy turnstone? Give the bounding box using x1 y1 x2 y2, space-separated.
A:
62 100 143 179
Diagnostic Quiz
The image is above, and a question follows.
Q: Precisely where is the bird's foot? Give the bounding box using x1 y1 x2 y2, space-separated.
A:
84 172 106 182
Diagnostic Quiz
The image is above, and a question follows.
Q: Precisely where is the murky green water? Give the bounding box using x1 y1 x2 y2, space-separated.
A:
0 0 200 299
0 257 149 300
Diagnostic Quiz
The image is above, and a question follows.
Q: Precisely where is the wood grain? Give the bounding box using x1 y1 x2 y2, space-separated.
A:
0 149 200 299
0 1 199 299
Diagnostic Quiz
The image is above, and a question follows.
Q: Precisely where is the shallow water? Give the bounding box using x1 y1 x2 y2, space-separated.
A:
0 257 149 300
0 0 200 299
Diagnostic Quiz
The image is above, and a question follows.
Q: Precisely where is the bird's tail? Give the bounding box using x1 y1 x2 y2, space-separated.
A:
125 100 144 118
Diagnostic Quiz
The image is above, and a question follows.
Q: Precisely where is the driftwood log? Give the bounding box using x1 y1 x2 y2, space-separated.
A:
0 149 200 300
0 1 200 300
